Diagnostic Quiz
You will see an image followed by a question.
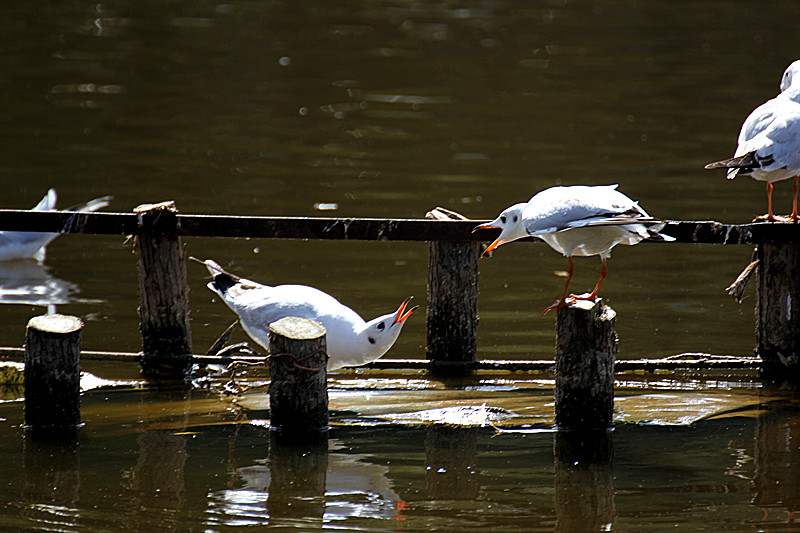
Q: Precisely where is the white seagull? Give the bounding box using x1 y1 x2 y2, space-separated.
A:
196 258 418 370
0 189 112 262
705 60 800 221
474 185 674 315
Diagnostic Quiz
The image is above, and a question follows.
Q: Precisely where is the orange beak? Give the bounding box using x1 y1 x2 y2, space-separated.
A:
472 223 502 258
392 296 418 325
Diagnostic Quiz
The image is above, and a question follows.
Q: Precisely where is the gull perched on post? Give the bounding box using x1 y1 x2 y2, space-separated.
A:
474 185 674 315
0 189 112 262
705 60 800 221
195 258 417 370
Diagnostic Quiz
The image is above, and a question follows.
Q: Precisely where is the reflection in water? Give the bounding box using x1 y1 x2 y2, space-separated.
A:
209 434 402 526
554 431 614 533
0 260 87 312
22 433 80 531
425 426 479 500
754 401 800 524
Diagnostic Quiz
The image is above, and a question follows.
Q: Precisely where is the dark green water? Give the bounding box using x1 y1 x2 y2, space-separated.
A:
2 0 800 530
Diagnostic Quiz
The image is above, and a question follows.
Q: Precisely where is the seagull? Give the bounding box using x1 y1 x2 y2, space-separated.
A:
195 258 417 370
705 60 800 221
474 185 675 315
0 189 112 262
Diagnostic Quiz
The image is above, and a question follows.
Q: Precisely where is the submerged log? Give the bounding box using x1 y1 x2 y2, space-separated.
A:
555 300 617 431
135 201 193 378
267 317 328 437
24 314 82 433
755 243 800 378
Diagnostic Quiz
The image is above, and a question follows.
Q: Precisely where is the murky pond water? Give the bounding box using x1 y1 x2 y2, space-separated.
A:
3 0 800 530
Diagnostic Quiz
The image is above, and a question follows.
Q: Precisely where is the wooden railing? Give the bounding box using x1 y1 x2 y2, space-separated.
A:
0 204 798 379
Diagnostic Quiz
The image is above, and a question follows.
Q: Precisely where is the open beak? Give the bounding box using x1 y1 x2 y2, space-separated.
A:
472 222 497 233
481 237 503 257
472 223 503 257
392 296 418 325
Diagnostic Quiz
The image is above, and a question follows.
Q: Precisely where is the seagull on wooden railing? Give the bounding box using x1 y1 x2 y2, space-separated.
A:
0 189 112 262
705 60 800 221
194 258 417 370
474 185 674 315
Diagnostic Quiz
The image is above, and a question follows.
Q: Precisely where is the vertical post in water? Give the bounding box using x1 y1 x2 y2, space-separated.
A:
555 299 616 431
426 240 480 375
755 243 800 378
24 314 82 433
268 317 328 438
135 201 192 378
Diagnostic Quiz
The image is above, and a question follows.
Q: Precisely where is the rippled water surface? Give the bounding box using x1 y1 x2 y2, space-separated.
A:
3 0 800 530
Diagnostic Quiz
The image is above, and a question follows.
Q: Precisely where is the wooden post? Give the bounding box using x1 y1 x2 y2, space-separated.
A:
755 244 800 377
135 201 192 378
268 317 328 437
426 241 480 375
24 314 82 433
555 299 616 431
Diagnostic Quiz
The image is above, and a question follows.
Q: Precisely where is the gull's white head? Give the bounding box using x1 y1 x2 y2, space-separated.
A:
780 60 800 92
358 296 418 360
473 202 528 257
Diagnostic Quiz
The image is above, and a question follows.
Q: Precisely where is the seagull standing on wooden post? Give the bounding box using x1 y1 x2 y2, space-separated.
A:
474 185 674 315
705 60 800 222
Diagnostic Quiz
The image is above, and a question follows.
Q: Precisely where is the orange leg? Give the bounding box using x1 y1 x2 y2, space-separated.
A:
542 256 574 316
570 257 607 301
767 182 778 222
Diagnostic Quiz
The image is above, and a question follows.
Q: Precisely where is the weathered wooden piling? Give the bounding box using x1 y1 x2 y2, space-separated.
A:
555 300 616 431
268 317 328 437
426 240 480 374
24 314 82 433
755 244 800 377
425 208 480 375
134 201 192 378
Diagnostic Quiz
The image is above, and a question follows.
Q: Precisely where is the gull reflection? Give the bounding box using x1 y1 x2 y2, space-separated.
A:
208 438 402 526
0 260 83 313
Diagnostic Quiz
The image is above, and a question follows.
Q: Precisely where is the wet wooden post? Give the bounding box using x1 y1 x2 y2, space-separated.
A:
268 317 328 437
755 243 800 378
555 299 616 431
425 208 480 375
135 201 193 378
24 314 82 433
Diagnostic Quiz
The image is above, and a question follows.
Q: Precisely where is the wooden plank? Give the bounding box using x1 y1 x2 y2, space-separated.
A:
0 209 799 244
0 347 760 370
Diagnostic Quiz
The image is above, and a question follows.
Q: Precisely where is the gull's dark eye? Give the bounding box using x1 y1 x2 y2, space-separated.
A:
368 336 376 344
377 322 385 331
513 215 518 222
500 215 507 223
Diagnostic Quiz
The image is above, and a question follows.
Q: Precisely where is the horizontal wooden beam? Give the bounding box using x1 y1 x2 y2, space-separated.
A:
0 347 762 371
0 209 798 244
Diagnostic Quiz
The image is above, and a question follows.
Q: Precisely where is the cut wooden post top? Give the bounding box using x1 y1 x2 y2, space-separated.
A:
270 317 326 340
564 298 616 317
134 201 177 213
27 314 83 334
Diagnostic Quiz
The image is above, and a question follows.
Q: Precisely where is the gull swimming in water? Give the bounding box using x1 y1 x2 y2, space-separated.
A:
0 189 112 262
196 258 417 370
705 60 800 221
474 185 674 315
